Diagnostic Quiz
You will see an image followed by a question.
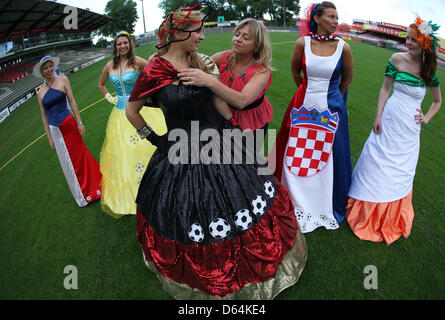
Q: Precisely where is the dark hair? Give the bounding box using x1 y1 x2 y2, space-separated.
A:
308 1 337 34
112 33 136 70
423 50 438 84
409 23 438 84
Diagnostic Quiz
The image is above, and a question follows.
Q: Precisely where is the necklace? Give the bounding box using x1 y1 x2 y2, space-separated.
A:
118 59 128 75
309 32 339 41
118 59 129 107
46 76 55 88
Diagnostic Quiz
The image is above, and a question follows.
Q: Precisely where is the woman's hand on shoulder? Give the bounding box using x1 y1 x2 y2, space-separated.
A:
178 68 216 88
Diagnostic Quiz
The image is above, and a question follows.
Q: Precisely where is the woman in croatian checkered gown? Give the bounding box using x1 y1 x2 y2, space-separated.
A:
274 2 354 233
125 3 307 299
347 18 442 246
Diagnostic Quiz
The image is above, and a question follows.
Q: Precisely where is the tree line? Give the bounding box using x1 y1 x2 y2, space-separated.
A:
95 0 301 44
159 0 301 27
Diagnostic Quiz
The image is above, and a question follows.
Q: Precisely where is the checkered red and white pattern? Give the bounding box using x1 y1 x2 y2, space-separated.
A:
285 126 335 177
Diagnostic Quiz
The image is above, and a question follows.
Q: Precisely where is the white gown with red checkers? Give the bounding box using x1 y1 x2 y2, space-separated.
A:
280 36 346 233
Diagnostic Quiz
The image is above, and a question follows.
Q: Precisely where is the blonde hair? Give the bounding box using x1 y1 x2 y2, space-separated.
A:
156 8 209 73
229 18 273 73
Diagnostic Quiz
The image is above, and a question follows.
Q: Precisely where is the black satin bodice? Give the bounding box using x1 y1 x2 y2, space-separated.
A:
152 84 226 132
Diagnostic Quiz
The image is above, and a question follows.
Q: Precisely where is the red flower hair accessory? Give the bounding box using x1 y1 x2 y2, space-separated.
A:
155 2 212 50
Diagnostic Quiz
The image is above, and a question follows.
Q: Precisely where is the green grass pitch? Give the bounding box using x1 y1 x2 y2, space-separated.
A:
0 31 444 299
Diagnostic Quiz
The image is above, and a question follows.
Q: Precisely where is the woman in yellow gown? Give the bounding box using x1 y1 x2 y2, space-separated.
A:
98 31 166 218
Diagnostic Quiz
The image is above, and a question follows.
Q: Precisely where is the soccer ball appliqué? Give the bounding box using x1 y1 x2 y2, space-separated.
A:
264 180 275 198
188 223 204 243
295 208 304 221
234 209 253 231
252 195 266 216
209 218 231 239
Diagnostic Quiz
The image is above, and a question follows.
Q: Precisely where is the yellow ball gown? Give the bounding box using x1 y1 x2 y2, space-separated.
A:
100 70 166 218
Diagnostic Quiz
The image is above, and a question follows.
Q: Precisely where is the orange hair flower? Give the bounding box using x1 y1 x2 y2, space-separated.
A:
413 16 440 52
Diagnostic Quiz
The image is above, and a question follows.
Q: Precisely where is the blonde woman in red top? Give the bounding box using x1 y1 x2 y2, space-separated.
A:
178 18 273 139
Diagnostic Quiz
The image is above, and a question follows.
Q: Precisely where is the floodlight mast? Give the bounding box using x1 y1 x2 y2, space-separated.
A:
141 0 146 34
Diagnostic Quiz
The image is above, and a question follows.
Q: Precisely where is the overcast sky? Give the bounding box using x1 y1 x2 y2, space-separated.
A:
57 0 445 38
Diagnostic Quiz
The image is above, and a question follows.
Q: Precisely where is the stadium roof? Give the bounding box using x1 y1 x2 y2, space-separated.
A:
0 0 112 39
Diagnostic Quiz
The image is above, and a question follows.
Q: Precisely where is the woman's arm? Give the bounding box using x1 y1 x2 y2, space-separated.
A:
373 75 394 134
291 37 305 87
126 99 146 130
416 86 442 124
126 98 169 148
178 67 270 109
211 51 225 69
135 56 148 72
62 76 85 136
98 61 117 105
212 95 233 120
148 52 157 61
37 93 55 149
339 42 354 95
98 61 111 96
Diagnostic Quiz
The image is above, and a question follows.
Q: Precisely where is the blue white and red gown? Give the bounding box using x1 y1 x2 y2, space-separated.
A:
274 36 351 233
42 87 102 207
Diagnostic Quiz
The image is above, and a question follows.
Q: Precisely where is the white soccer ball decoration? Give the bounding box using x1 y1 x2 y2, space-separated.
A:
264 180 275 198
209 218 231 239
252 195 266 216
188 223 204 243
234 209 253 231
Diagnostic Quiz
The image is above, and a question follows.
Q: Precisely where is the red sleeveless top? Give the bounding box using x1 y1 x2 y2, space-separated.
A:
219 51 273 130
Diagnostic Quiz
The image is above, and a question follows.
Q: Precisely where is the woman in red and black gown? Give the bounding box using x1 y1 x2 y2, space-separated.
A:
125 3 307 299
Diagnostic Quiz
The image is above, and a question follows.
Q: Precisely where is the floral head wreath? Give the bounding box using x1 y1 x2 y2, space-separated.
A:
412 16 440 52
155 2 212 50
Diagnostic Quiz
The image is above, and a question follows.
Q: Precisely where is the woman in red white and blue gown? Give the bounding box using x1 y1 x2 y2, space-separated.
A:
35 55 102 207
273 2 353 232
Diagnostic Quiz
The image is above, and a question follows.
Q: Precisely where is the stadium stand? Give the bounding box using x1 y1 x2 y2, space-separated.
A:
349 20 445 67
0 0 112 121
